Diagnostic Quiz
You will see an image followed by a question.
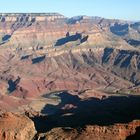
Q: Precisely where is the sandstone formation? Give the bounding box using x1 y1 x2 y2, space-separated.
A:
0 13 140 140
0 112 36 140
0 112 140 140
41 120 140 140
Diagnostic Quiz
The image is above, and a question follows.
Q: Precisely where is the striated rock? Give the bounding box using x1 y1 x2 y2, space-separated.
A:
0 13 140 140
0 112 36 140
41 120 140 140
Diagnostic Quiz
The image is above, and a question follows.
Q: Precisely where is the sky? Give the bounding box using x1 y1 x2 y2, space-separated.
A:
0 0 139 20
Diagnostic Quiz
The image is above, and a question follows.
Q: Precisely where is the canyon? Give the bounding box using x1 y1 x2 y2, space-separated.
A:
0 13 140 139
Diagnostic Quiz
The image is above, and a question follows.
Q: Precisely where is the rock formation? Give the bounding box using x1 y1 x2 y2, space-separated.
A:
0 13 140 140
0 112 36 140
42 120 140 140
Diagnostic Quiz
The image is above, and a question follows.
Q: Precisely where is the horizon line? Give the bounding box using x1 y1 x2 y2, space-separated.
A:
0 12 139 22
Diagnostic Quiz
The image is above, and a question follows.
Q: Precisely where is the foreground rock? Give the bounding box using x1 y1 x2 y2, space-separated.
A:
40 120 140 140
0 112 36 140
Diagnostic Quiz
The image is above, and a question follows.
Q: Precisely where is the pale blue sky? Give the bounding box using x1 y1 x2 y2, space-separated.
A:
0 0 139 20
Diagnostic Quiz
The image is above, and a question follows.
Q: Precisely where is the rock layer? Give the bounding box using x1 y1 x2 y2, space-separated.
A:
0 13 140 140
0 112 36 140
42 120 140 140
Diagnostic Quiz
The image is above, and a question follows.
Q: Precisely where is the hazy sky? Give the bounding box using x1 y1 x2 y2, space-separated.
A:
0 0 139 20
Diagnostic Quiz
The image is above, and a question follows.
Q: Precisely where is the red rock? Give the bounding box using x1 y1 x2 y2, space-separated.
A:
0 112 36 140
43 120 140 140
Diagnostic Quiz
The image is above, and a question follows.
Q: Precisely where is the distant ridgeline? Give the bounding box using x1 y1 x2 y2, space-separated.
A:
0 13 65 22
0 13 66 44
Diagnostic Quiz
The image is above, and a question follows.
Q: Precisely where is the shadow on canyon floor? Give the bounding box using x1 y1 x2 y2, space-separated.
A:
31 91 140 133
8 76 21 92
126 126 140 140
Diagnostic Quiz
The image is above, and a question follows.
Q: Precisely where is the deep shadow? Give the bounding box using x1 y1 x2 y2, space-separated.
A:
126 126 140 140
67 16 83 24
80 35 88 43
32 55 45 64
31 91 140 133
102 47 114 63
7 76 21 92
110 23 129 36
126 39 140 47
55 33 81 46
120 55 133 68
130 22 140 30
55 33 88 46
21 55 31 60
31 17 36 23
2 34 11 42
102 48 140 69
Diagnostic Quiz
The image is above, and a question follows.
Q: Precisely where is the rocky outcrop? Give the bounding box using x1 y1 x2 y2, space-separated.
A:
39 120 140 140
0 13 65 22
102 48 140 85
0 112 36 140
0 111 140 140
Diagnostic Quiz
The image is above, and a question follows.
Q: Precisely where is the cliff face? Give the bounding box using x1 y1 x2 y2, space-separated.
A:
0 112 140 140
0 13 67 47
0 13 140 107
0 13 140 49
0 13 140 140
43 120 140 140
0 112 36 140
